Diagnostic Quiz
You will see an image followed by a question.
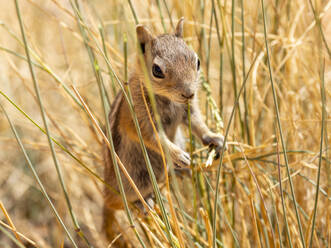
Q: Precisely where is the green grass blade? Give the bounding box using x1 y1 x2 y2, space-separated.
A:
1 103 78 248
260 0 305 246
0 23 83 110
0 46 43 70
161 0 174 28
156 0 167 33
230 0 244 140
127 0 139 24
187 101 198 232
240 0 250 144
99 26 117 98
308 0 331 59
308 59 326 248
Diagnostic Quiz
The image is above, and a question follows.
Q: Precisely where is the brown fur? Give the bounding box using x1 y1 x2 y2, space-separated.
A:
103 18 225 246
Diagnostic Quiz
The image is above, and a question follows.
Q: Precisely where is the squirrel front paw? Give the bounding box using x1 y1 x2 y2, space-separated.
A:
171 148 190 168
202 132 227 158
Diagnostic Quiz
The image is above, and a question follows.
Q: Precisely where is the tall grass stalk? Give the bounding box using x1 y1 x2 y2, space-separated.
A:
260 0 305 246
13 0 90 246
230 2 239 238
206 5 213 83
0 23 83 109
0 201 21 243
127 0 139 24
276 134 293 248
155 0 167 32
1 103 78 248
161 0 174 28
230 0 244 140
212 0 225 116
99 26 117 98
240 0 250 144
308 60 326 248
212 54 258 248
187 100 199 233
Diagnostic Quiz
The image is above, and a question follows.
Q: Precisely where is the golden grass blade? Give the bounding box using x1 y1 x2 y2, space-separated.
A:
199 208 213 247
0 220 37 247
0 201 21 244
0 224 26 248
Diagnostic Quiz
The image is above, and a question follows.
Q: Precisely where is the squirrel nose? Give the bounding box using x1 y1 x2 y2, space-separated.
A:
181 93 194 99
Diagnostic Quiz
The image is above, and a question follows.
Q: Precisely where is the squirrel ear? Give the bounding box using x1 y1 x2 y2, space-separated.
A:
136 25 154 53
175 17 184 38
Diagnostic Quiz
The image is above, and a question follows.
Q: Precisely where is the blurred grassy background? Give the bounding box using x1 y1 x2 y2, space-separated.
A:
0 0 330 247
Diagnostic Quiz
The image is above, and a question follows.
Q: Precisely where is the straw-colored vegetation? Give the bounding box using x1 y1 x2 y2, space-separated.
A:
0 0 330 247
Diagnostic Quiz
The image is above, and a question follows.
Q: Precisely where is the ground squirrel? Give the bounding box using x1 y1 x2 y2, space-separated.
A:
103 18 225 245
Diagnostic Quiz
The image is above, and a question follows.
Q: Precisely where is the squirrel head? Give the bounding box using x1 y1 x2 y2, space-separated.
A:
136 18 200 104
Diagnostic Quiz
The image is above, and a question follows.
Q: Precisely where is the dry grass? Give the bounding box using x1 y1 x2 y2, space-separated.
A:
0 0 330 247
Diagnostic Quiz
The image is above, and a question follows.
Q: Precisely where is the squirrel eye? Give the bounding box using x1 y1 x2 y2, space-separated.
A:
197 58 200 71
152 64 165 79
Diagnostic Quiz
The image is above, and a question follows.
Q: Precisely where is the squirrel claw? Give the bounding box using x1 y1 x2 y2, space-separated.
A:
172 149 190 168
203 133 227 159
